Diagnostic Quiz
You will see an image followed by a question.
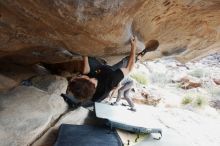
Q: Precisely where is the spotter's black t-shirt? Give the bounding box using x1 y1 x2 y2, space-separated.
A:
87 66 124 102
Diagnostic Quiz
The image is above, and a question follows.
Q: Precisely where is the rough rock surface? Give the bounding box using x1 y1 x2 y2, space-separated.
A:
209 99 220 110
0 62 39 83
33 107 105 146
0 0 220 65
0 74 18 92
0 86 68 146
32 107 90 146
132 87 162 106
31 75 68 95
179 76 202 89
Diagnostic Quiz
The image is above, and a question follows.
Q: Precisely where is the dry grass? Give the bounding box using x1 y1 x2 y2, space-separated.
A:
130 72 148 85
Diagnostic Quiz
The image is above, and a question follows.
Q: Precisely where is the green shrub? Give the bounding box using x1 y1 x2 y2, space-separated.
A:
193 96 207 107
181 96 193 105
130 72 148 85
181 94 208 108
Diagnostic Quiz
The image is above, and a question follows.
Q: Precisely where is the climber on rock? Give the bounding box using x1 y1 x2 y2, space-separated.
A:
62 37 159 108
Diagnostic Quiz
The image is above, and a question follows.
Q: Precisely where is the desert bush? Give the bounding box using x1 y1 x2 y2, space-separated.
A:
181 95 193 105
181 94 208 108
193 96 207 107
130 72 148 85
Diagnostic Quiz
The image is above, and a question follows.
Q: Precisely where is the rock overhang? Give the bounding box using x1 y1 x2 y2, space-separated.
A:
0 0 220 65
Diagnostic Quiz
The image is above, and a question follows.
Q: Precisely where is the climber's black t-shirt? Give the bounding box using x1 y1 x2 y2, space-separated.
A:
87 66 124 102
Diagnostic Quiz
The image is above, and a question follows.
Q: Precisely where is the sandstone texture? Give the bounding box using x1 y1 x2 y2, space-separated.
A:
0 0 220 66
0 1 220 145
0 86 68 146
32 107 90 146
0 74 18 92
31 75 68 95
32 107 106 146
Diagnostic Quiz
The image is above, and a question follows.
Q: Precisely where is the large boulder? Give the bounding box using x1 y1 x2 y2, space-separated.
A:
0 0 220 65
31 75 68 95
32 107 90 146
0 86 68 146
32 107 105 146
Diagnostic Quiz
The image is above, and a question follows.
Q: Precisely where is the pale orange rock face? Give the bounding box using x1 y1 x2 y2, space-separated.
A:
0 0 220 64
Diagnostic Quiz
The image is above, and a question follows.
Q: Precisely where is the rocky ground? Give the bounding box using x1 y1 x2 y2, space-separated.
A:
0 53 220 146
130 53 220 109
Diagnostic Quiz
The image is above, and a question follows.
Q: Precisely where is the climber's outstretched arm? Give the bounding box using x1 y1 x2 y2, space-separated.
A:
82 56 90 74
120 36 137 76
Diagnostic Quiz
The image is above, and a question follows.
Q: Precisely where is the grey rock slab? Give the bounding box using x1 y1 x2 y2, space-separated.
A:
0 86 68 146
33 107 104 146
31 75 68 95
